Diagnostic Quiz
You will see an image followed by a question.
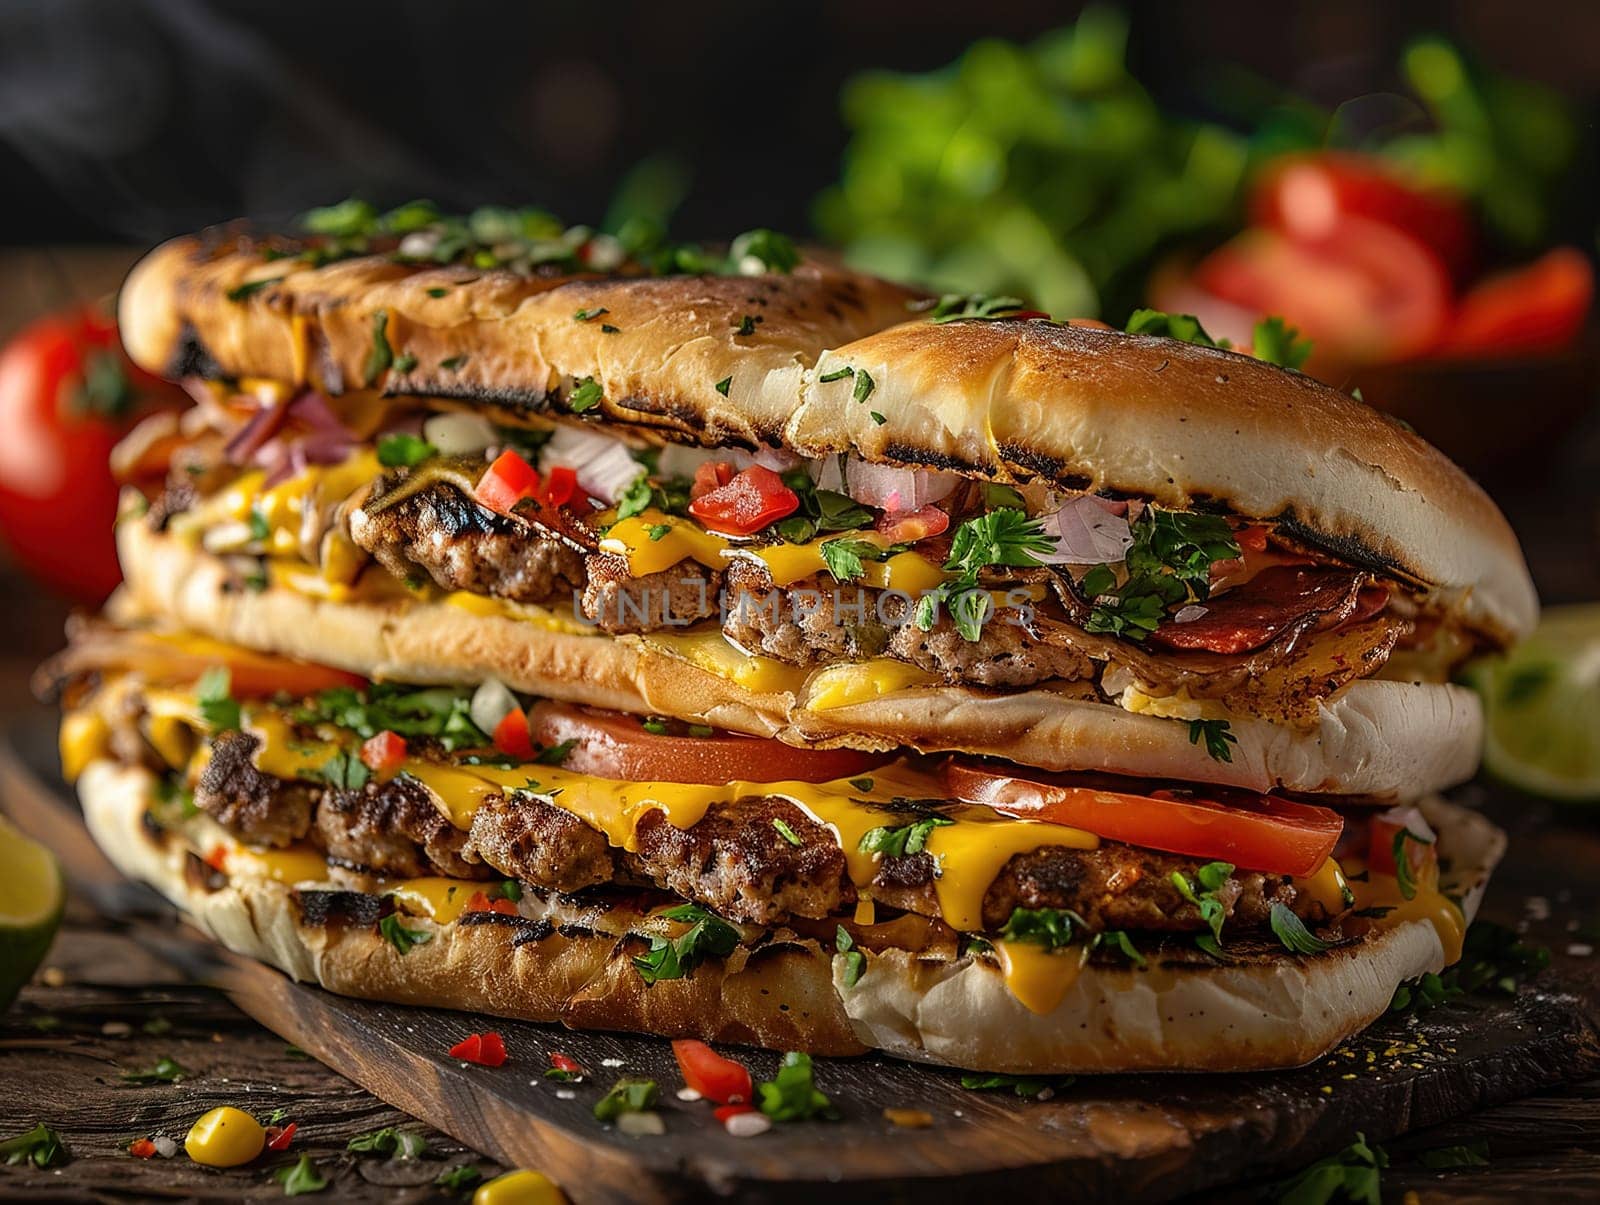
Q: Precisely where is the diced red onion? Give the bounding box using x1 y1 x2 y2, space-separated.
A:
423 411 497 456
1035 496 1133 565
824 458 961 511
223 397 289 465
541 424 643 505
729 445 805 473
470 678 519 736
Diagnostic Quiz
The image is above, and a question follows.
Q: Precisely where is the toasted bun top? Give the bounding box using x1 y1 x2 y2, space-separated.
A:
118 233 922 447
791 320 1537 644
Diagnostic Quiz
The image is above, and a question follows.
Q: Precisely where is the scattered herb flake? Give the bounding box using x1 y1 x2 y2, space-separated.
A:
378 914 432 956
363 309 394 386
714 376 732 396
593 1078 658 1122
772 817 802 846
376 432 437 468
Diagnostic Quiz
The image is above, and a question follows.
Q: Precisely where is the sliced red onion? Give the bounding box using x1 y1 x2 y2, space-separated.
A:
286 390 350 434
423 411 496 456
541 424 644 505
1035 496 1134 565
831 458 961 511
223 397 289 465
469 678 519 736
729 445 805 473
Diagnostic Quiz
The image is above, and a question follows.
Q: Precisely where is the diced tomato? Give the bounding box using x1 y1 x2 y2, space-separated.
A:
265 1122 297 1152
1367 806 1438 880
128 1138 157 1159
359 730 407 776
449 1031 508 1067
1234 525 1269 555
672 1039 753 1106
875 504 950 544
1434 247 1594 359
549 1052 582 1075
524 702 887 785
687 465 800 535
941 760 1344 877
466 891 518 916
690 460 736 501
492 707 537 761
1251 151 1476 279
714 1104 757 1122
204 847 228 873
474 450 541 515
542 464 578 507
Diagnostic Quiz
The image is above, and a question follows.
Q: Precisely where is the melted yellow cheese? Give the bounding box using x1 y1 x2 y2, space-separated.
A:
995 939 1089 1015
59 710 110 782
853 897 877 926
600 512 730 576
743 536 944 593
643 631 809 696
443 591 598 636
384 876 475 924
222 843 333 885
1116 683 1226 722
804 660 938 711
177 450 380 564
1294 857 1352 915
925 817 1099 932
1353 866 1466 965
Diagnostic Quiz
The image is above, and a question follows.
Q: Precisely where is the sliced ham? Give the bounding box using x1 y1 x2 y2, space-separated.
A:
1147 565 1372 655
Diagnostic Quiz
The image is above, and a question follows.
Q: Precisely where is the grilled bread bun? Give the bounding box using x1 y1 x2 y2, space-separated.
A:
79 758 1504 1073
119 237 1533 646
114 518 1483 801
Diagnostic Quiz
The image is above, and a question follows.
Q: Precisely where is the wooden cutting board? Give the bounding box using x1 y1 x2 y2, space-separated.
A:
4 731 1599 1204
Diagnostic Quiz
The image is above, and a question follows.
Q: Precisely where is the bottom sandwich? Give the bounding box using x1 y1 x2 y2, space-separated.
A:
47 628 1505 1073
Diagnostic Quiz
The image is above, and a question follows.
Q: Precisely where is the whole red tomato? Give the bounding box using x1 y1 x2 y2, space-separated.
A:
0 304 182 603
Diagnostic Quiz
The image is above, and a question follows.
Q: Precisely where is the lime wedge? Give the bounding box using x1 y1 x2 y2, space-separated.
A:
1465 603 1600 802
0 811 65 1008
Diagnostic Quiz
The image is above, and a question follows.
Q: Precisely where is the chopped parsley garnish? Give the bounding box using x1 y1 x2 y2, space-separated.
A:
959 1073 1072 1099
714 376 732 396
1269 902 1331 955
1081 507 1239 642
426 287 450 298
817 365 855 383
632 904 738 985
1170 860 1234 947
870 410 887 425
858 815 952 858
275 1154 329 1195
196 666 241 732
1187 719 1237 764
914 505 1053 640
363 309 394 386
225 276 285 302
775 469 874 543
1251 316 1314 371
303 198 378 236
601 323 620 334
347 1126 428 1159
1271 1133 1387 1205
435 1165 483 1192
119 1056 188 1084
393 351 418 373
248 508 271 543
1389 920 1548 1014
728 228 799 275
733 314 758 336
1125 308 1225 348
982 483 1026 510
1093 929 1147 967
376 432 437 468
819 536 905 584
294 683 489 750
534 739 576 766
757 1052 838 1122
378 914 432 956
851 369 876 404
440 354 469 371
998 906 1085 950
772 818 802 846
0 1124 66 1169
835 925 865 988
499 879 522 902
847 777 874 792
568 376 603 413
315 749 370 792
647 524 672 541
573 307 609 322
1392 828 1434 901
593 1078 658 1122
921 293 1034 323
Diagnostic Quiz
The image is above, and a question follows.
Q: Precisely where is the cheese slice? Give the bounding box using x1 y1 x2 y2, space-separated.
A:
994 939 1090 1015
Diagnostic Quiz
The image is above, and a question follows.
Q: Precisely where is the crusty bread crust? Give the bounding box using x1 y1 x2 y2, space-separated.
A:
78 759 1503 1073
118 234 922 447
116 520 1482 800
795 321 1537 645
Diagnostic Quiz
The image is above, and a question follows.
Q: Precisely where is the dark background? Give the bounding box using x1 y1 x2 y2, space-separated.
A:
2 0 1597 247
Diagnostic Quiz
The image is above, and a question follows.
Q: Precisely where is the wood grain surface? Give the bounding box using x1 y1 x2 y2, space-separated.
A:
4 720 1600 1203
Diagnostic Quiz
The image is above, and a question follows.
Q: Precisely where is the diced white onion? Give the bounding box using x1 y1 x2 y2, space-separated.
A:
617 1110 666 1136
1378 805 1437 844
469 678 519 736
675 1087 703 1102
1034 496 1133 565
819 457 961 511
729 445 805 473
541 424 644 505
724 1112 772 1138
152 1135 178 1158
423 411 497 456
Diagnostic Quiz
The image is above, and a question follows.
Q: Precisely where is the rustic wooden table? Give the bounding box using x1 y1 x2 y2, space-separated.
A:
1 247 1598 1202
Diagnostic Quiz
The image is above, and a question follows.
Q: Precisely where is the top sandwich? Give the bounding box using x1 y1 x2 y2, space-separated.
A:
110 205 1537 802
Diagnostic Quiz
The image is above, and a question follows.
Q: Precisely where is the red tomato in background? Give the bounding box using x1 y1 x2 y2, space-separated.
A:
0 304 184 603
1433 247 1594 359
1178 216 1452 366
1251 152 1477 281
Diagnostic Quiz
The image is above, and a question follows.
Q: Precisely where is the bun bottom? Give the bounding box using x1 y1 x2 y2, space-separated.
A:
117 521 1480 801
79 759 1503 1073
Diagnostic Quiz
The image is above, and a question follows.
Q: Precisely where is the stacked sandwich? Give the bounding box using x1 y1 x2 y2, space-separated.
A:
43 205 1533 1072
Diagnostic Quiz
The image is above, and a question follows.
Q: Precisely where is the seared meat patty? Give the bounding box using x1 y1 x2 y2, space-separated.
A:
195 731 316 848
467 791 617 893
349 480 588 604
581 551 722 634
317 774 488 880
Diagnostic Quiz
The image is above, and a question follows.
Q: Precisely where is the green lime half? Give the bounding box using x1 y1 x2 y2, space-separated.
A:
0 811 65 1009
1465 603 1600 802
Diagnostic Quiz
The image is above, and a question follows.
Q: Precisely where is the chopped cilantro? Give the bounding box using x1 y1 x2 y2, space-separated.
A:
376 432 437 468
999 906 1084 950
851 369 876 403
378 914 432 956
1125 308 1227 348
593 1078 658 1122
435 1164 483 1192
316 749 370 791
1271 1133 1387 1205
119 1056 187 1084
225 276 285 302
1269 902 1331 955
728 228 799 274
363 309 394 386
347 1126 427 1159
196 666 241 732
959 1073 1071 1099
1187 718 1237 763
714 376 732 396
772 817 802 846
573 307 609 322
275 1154 329 1195
632 904 738 984
534 739 576 766
922 293 1035 323
568 376 603 413
1093 929 1147 967
858 815 952 858
0 1124 66 1169
1392 827 1434 901
757 1052 837 1122
835 925 865 988
440 354 469 371
1170 860 1234 946
817 365 855 383
1251 316 1314 371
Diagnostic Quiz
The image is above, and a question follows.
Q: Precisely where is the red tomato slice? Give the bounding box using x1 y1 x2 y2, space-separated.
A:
941 761 1344 877
525 702 887 785
359 730 408 776
492 708 538 761
1251 152 1476 279
541 464 578 507
265 1122 297 1152
476 1032 508 1066
690 460 735 501
687 465 799 535
875 504 950 543
672 1039 753 1105
474 450 541 515
1434 247 1594 359
1187 217 1452 365
549 1052 582 1075
466 891 518 916
449 1034 482 1061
